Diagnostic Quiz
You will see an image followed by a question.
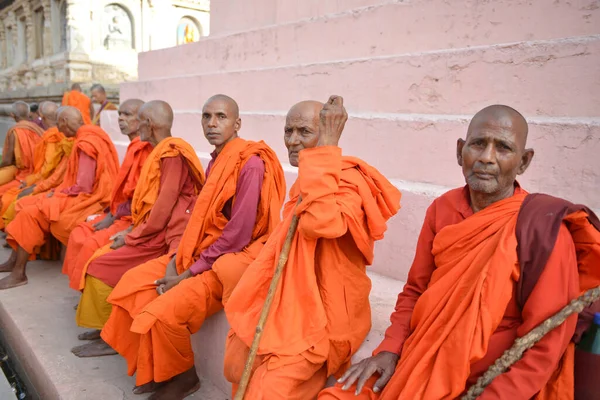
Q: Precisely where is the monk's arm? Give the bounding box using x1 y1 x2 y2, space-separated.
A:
33 159 68 194
25 142 58 186
125 156 188 246
373 204 438 355
89 103 95 122
61 151 96 195
295 146 364 239
479 224 579 399
0 131 16 167
188 156 265 276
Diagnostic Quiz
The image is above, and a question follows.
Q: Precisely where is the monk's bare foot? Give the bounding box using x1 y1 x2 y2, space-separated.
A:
132 381 167 395
0 256 16 272
0 273 27 290
77 330 101 341
71 339 117 358
149 367 200 400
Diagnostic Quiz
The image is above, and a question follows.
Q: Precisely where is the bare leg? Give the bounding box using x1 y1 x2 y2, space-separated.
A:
60 244 66 262
71 339 117 358
149 367 201 400
0 250 17 272
77 330 101 341
0 247 30 289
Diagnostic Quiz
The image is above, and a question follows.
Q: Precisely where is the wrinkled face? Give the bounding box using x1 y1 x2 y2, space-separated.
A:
201 99 240 151
91 89 106 104
118 102 140 136
458 117 529 195
137 109 151 142
284 106 320 167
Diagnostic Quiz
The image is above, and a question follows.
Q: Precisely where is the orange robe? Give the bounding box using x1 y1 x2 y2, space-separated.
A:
62 90 92 124
0 127 72 229
223 146 401 400
5 125 119 254
62 136 153 291
0 120 44 194
101 137 286 386
91 102 118 126
319 186 600 400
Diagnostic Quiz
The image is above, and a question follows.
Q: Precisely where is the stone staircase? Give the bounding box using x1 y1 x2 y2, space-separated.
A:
109 0 600 395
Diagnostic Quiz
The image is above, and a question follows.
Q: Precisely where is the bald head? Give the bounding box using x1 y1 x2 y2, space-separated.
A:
137 100 174 145
204 94 239 119
71 83 82 91
12 101 30 122
40 102 59 128
284 100 324 167
57 106 84 137
467 105 529 150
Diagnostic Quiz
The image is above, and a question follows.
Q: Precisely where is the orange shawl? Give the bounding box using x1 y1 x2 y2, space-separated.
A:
3 120 44 179
62 90 92 124
47 125 120 230
25 127 71 186
378 194 527 399
175 137 286 274
225 154 401 361
109 136 153 216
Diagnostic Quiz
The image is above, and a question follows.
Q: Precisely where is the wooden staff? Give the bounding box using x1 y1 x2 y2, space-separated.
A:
462 285 600 400
234 198 302 400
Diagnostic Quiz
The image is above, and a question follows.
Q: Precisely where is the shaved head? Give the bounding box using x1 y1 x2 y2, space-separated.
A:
467 104 529 150
57 106 84 137
284 100 324 166
204 94 239 119
137 100 174 145
40 102 59 127
71 83 82 91
12 101 30 121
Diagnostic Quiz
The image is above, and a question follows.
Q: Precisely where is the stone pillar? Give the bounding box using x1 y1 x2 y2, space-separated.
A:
0 20 5 69
7 11 18 67
41 0 52 57
22 2 35 63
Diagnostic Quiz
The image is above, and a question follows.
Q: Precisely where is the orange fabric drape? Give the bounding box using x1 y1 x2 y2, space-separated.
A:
0 121 44 191
175 137 286 273
26 127 68 186
62 90 92 124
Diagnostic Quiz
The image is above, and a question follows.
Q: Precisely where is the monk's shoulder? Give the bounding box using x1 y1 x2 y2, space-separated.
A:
241 155 265 172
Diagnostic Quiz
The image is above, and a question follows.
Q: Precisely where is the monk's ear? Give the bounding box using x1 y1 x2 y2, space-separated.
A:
456 138 466 167
234 117 242 133
517 148 534 175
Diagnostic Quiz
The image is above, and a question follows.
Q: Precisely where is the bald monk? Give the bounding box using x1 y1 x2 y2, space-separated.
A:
101 94 286 398
0 102 73 230
0 102 44 192
90 84 117 126
70 100 205 357
0 107 120 289
223 96 401 400
62 99 152 291
320 105 600 400
62 83 93 124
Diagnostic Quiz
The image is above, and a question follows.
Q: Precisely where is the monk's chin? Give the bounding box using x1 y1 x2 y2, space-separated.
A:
466 178 499 194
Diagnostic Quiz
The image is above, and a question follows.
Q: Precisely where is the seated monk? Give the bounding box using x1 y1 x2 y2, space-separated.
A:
0 102 73 230
70 100 205 357
0 107 120 289
223 96 402 400
90 84 117 126
0 101 44 193
62 99 152 292
320 105 600 400
61 83 93 125
100 94 286 399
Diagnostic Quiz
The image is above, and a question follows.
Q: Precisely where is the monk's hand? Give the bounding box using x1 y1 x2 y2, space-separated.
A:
317 95 348 147
18 181 26 189
337 351 399 395
110 235 126 250
155 270 192 295
93 214 115 231
17 185 34 199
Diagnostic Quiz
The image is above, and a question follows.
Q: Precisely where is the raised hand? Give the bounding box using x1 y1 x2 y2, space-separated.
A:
336 351 399 395
317 95 348 148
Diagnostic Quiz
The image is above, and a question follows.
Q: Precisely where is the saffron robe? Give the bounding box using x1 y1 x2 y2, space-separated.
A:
0 120 44 191
224 146 401 400
101 137 286 386
63 136 153 291
62 90 92 124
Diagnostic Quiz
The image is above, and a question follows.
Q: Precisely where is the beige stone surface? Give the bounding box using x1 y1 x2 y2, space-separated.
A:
0 247 228 400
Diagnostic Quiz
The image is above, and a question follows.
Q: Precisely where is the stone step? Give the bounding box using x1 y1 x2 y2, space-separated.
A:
129 35 600 118
140 0 600 80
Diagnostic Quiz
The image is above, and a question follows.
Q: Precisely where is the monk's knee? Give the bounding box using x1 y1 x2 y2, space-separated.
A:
223 331 251 384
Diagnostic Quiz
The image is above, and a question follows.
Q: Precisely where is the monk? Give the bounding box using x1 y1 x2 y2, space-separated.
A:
70 100 205 358
101 94 286 399
320 105 600 400
62 99 152 292
61 83 93 125
0 102 72 230
90 84 118 126
0 102 44 193
223 96 401 400
0 106 120 290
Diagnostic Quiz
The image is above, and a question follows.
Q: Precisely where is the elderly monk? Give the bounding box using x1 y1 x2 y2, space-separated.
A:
70 100 205 358
91 84 118 126
0 102 44 192
0 107 120 289
320 105 600 400
223 96 401 400
100 94 286 399
62 99 152 291
0 102 72 230
62 83 93 125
